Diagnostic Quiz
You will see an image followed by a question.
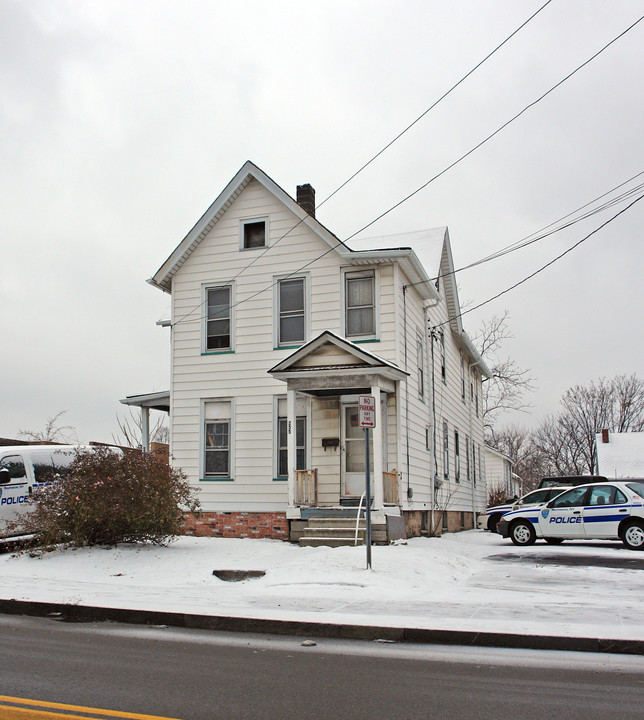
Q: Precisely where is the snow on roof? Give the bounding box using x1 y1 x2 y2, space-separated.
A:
596 431 644 478
348 228 447 277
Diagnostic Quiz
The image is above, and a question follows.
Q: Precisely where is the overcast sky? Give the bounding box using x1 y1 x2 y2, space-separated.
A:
2 0 643 444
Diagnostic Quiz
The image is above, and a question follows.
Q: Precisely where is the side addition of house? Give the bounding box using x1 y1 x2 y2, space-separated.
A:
126 161 491 542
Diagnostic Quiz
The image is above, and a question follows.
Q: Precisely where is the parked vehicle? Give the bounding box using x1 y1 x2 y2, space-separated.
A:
497 481 644 550
478 486 571 532
0 445 81 537
537 475 607 489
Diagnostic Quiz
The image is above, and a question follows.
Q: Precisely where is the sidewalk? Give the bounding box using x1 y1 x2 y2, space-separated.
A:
1 530 643 654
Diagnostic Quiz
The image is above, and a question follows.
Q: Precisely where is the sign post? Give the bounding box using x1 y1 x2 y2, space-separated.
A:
358 395 376 570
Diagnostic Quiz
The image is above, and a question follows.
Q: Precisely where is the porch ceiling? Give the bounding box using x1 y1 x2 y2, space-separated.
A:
270 367 399 395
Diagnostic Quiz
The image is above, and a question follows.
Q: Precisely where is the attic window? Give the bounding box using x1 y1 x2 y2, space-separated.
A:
242 220 266 249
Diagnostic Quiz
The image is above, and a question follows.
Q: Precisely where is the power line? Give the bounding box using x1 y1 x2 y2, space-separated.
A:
345 13 644 243
468 171 644 267
172 14 643 329
170 2 553 328
400 172 644 290
430 192 644 331
317 0 554 210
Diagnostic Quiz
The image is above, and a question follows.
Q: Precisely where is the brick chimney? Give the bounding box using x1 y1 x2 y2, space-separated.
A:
296 184 316 217
601 428 610 443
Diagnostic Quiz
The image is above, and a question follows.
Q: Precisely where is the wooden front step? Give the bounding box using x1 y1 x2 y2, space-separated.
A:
291 517 388 546
299 536 363 548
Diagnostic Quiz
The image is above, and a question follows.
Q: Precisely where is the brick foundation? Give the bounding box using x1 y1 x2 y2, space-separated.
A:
182 511 289 541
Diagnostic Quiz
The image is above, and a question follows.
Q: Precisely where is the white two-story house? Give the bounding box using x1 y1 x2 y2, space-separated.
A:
128 161 490 541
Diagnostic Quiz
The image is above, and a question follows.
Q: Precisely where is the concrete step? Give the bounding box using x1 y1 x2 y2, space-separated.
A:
295 527 387 543
307 518 386 529
299 536 364 548
290 517 389 544
301 527 367 539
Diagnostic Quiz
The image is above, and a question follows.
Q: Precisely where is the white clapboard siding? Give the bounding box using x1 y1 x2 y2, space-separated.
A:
165 174 487 516
169 178 404 511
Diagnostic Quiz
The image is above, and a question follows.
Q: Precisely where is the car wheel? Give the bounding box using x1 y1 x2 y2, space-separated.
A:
545 538 564 545
621 520 644 550
487 514 502 533
510 520 536 546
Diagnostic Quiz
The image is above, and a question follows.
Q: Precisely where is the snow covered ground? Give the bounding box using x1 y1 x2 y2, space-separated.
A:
1 530 642 641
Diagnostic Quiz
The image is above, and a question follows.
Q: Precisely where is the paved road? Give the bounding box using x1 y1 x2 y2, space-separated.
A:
1 615 644 720
488 550 644 569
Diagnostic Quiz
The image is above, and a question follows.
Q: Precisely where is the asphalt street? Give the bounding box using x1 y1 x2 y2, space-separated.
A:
487 549 644 569
1 614 644 720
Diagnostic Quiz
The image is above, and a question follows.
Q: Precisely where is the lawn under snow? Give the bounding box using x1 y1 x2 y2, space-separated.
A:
1 530 642 641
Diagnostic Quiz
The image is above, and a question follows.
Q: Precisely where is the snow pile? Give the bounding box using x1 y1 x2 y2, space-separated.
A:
1 531 642 640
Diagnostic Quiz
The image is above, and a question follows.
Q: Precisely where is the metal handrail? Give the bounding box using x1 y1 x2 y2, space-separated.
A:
354 492 366 546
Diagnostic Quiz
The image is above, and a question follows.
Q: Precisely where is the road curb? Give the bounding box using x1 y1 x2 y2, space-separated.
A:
1 598 642 655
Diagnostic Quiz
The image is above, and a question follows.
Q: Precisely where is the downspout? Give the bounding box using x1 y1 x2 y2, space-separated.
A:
468 356 484 523
424 304 433 533
429 329 437 534
403 285 411 500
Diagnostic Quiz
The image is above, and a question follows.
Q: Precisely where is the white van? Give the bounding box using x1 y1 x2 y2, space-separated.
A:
0 445 82 538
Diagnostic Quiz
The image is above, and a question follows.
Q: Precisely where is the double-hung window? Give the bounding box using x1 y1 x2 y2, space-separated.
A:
275 396 308 478
440 332 446 382
454 430 460 482
417 334 425 399
277 417 307 477
461 354 466 401
472 443 477 484
345 271 375 338
204 401 232 479
205 286 232 351
443 420 449 480
277 277 306 346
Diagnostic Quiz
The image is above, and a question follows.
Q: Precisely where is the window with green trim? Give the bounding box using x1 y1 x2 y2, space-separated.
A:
205 286 231 351
277 417 307 477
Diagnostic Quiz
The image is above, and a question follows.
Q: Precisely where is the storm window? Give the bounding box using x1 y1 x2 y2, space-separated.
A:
204 401 232 479
278 278 305 346
205 286 231 351
345 271 375 337
443 421 449 479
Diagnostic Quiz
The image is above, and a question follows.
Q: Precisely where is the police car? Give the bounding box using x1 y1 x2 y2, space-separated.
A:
497 480 644 550
477 486 571 532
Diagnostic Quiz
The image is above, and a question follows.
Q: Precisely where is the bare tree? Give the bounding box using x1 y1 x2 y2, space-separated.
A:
18 411 78 444
532 374 644 475
486 424 548 492
474 311 535 438
113 409 169 449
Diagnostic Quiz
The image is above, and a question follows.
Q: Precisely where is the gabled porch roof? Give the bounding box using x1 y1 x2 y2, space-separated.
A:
268 331 408 395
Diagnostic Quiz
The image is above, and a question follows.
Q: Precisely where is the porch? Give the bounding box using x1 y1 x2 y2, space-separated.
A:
268 331 409 521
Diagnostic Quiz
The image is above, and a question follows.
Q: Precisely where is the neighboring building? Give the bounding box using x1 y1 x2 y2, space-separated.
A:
483 446 519 499
132 161 490 540
596 430 644 478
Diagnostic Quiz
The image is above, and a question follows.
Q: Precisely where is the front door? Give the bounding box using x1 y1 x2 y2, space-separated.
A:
341 404 373 499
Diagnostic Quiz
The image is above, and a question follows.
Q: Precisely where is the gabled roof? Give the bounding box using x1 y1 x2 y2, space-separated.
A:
268 330 408 381
148 161 348 294
148 160 439 299
352 228 490 377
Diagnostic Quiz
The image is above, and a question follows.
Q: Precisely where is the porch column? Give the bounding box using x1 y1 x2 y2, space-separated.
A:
287 388 297 507
141 406 150 453
371 384 383 508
